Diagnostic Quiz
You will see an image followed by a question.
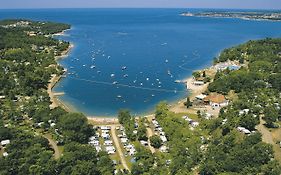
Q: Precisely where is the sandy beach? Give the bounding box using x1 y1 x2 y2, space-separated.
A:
87 117 119 125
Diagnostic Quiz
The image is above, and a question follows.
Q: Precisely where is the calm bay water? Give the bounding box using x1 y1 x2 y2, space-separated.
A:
1 9 281 116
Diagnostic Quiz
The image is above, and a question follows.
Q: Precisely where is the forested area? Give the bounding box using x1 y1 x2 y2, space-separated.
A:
210 38 281 128
129 39 281 175
200 38 281 174
0 20 113 175
1 19 281 175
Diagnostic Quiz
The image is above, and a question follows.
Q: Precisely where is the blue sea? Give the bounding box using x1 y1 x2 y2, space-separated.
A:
1 8 281 116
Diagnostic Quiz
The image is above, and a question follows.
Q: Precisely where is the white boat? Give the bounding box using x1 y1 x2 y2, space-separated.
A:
112 81 118 85
117 95 122 98
90 65 96 69
167 70 171 75
165 59 169 63
111 74 115 77
122 66 127 70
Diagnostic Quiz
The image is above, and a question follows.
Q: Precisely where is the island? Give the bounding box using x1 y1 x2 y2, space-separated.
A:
181 11 281 21
0 19 281 175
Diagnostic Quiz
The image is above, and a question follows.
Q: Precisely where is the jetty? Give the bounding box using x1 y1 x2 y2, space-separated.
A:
53 92 65 96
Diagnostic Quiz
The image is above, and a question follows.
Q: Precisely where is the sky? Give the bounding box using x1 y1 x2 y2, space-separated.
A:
0 0 281 9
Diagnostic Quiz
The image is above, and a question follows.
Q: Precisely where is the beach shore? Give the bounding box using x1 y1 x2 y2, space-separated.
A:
47 42 74 111
169 69 213 114
87 117 119 125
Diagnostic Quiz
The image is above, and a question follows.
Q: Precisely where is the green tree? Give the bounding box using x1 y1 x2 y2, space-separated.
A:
184 97 192 108
150 135 162 148
263 106 279 128
57 113 94 143
192 71 201 79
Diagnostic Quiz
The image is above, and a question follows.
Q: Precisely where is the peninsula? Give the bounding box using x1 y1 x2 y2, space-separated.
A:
181 11 281 21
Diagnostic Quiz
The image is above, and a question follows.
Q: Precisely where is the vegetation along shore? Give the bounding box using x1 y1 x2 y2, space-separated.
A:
1 19 281 174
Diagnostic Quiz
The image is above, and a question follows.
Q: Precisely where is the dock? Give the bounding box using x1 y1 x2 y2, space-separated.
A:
53 92 65 96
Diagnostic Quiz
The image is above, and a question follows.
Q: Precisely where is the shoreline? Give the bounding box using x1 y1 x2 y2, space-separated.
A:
48 31 217 124
168 66 215 114
47 41 74 111
52 58 216 123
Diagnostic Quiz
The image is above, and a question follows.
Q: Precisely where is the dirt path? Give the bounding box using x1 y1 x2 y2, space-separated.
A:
256 117 281 163
271 128 281 163
256 118 274 144
146 128 156 154
111 125 130 171
43 135 61 159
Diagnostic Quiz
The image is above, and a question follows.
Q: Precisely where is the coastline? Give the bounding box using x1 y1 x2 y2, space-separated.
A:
48 42 74 112
51 50 216 123
169 66 216 114
48 31 216 123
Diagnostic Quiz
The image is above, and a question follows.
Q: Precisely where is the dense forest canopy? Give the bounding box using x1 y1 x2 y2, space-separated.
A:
0 20 113 175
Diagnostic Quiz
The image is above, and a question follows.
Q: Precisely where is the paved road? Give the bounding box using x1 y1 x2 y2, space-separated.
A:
111 125 130 171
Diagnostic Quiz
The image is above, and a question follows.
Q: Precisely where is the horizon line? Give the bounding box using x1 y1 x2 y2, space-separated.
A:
0 7 280 11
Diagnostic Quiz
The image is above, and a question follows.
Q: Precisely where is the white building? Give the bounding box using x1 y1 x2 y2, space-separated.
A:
3 152 8 157
95 146 102 152
129 148 136 155
105 146 116 154
140 140 148 146
101 133 110 139
89 140 99 146
195 94 207 100
190 121 199 127
104 140 113 146
100 126 111 130
159 145 169 153
160 135 167 142
1 140 10 147
237 127 251 134
193 81 204 86
120 138 128 144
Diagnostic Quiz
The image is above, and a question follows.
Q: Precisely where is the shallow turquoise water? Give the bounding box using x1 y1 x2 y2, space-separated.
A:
1 9 281 116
